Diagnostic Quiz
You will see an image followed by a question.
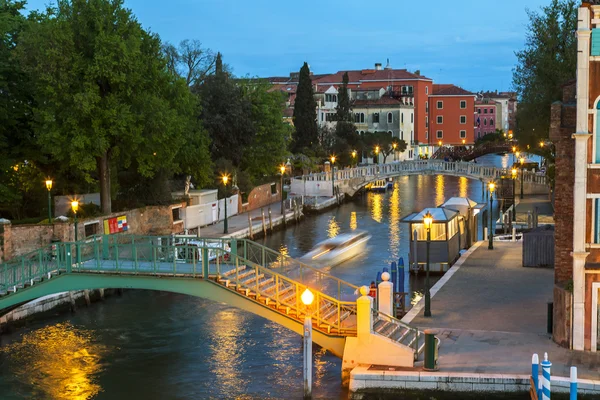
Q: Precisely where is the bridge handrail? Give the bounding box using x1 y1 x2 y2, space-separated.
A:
374 309 420 355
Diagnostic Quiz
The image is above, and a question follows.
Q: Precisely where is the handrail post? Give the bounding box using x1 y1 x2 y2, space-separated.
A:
202 247 209 279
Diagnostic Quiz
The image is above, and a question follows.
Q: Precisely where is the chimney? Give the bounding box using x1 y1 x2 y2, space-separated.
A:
384 58 392 70
375 63 382 70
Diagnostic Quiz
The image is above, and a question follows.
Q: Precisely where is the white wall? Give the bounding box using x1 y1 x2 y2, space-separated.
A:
181 194 238 230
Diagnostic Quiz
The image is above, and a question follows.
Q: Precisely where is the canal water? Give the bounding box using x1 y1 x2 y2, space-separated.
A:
0 155 531 399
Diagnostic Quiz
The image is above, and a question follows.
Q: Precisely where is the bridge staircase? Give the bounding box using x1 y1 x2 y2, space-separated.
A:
0 235 426 361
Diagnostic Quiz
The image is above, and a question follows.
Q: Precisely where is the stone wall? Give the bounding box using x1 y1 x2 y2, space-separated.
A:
550 83 576 284
242 182 281 213
0 204 184 261
553 284 572 348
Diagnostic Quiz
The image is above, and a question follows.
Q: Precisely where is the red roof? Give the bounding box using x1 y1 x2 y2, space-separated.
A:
432 84 474 96
314 69 431 85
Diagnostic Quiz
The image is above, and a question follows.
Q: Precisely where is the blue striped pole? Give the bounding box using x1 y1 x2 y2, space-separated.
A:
570 366 577 400
541 352 552 400
532 353 539 392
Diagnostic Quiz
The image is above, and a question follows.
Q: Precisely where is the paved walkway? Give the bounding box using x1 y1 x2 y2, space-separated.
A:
198 201 288 237
408 242 600 379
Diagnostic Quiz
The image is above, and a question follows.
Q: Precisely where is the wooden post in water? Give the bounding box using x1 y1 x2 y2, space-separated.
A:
268 207 273 231
261 208 267 236
248 213 254 240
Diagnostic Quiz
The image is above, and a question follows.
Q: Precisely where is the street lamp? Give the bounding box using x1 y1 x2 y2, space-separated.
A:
511 168 517 222
423 210 433 317
392 142 397 161
438 140 442 147
488 182 495 250
515 151 520 167
351 150 357 167
462 139 466 146
374 146 379 164
330 155 336 197
222 175 229 234
45 179 53 224
520 157 525 200
280 165 286 215
301 288 314 399
71 200 79 242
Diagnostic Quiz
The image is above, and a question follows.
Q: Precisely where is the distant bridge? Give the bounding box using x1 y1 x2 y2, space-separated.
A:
290 160 548 198
0 235 425 368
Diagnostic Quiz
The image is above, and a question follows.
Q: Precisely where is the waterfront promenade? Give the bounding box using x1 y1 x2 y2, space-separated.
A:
406 241 600 380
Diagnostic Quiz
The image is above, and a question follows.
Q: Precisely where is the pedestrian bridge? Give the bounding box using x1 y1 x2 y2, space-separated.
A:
290 160 548 197
0 235 425 368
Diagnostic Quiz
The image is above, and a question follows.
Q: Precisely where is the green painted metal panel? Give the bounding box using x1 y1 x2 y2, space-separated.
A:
593 29 600 56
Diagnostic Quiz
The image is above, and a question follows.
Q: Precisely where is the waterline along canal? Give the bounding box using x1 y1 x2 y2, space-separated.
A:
0 155 520 399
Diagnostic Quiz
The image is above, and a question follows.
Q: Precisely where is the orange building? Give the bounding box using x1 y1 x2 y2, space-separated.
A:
428 84 476 147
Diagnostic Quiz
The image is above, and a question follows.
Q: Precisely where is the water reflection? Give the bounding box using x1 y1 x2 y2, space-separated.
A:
459 176 468 198
0 323 105 400
370 193 383 223
388 182 401 262
350 211 357 231
327 216 340 238
435 175 445 206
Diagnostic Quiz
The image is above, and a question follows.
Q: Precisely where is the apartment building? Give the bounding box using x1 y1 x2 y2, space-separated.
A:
475 98 500 139
428 84 476 151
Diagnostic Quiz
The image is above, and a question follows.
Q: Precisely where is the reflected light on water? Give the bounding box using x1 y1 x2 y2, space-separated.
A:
388 183 400 261
435 175 445 206
0 322 105 400
327 217 340 238
459 177 468 199
350 212 357 231
370 194 383 223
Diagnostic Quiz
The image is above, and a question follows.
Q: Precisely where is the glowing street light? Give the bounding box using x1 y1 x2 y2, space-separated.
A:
45 179 53 224
438 140 442 147
301 288 314 398
374 146 379 164
280 165 286 215
423 210 433 317
222 175 229 234
462 139 466 145
351 150 357 167
71 200 79 242
511 168 517 222
392 142 397 161
330 155 336 197
520 157 525 200
488 182 495 250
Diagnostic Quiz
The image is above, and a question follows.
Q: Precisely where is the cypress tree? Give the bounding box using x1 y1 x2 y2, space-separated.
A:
292 62 318 153
335 72 351 123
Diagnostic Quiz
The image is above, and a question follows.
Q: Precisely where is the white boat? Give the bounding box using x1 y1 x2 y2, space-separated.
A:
300 230 371 267
367 178 393 192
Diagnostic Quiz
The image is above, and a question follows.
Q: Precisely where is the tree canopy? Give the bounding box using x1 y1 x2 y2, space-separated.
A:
512 0 577 146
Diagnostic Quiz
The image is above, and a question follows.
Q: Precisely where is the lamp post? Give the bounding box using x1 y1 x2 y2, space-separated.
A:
520 157 524 200
222 175 229 234
488 182 495 250
392 142 397 161
330 155 336 197
71 200 79 242
280 165 286 215
45 179 53 223
351 150 357 167
512 146 517 164
301 288 314 399
438 140 442 147
511 168 517 222
423 211 433 317
374 146 379 164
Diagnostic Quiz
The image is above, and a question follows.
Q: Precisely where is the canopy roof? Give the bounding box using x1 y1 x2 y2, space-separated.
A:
400 207 459 223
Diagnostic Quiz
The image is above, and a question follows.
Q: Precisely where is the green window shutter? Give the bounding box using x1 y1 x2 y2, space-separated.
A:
592 29 600 56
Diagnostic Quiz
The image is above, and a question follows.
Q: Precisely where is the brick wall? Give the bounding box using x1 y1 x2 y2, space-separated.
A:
0 204 183 261
242 182 281 213
550 83 576 284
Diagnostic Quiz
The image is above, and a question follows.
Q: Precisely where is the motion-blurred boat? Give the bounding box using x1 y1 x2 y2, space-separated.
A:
300 230 371 267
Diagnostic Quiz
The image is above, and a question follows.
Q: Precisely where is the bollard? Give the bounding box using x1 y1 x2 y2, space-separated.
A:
570 366 577 400
512 227 516 242
261 209 267 236
532 353 539 395
484 227 488 242
248 213 253 240
541 352 551 400
423 329 438 371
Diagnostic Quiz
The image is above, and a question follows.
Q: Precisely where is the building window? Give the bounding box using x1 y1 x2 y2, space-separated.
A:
437 116 443 124
460 115 466 124
426 131 429 140
477 108 481 114
373 113 379 123
425 116 429 128
490 118 494 126
401 130 404 140
360 130 365 135
483 119 487 126
355 113 360 122
355 130 359 135
401 114 404 123
361 113 365 123
490 108 494 114
425 102 429 113
426 86 429 95
460 130 466 138
84 221 100 237
484 109 488 114
436 130 443 139
388 130 393 135
411 113 414 123
437 101 443 109
460 100 467 109
354 113 365 123
320 113 324 121
325 94 337 102
325 113 336 122
387 112 393 123
172 206 182 222
595 198 600 243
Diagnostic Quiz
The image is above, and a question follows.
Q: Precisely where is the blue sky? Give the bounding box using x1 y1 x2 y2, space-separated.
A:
24 0 550 92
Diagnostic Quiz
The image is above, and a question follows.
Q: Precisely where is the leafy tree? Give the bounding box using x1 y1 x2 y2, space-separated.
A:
512 0 577 147
238 78 291 179
363 131 403 163
18 0 208 213
196 53 254 167
292 62 318 153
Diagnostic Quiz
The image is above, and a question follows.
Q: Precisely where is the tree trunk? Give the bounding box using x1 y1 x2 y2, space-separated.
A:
97 152 111 214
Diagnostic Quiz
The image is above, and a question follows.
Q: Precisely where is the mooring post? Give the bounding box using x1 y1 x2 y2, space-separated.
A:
248 213 253 240
570 366 577 400
541 352 551 400
261 208 267 236
268 207 273 231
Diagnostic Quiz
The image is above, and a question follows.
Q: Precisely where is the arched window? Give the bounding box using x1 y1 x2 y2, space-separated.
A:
490 118 494 126
387 112 393 123
483 119 487 126
388 130 393 135
360 113 365 123
425 86 429 95
425 101 429 113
